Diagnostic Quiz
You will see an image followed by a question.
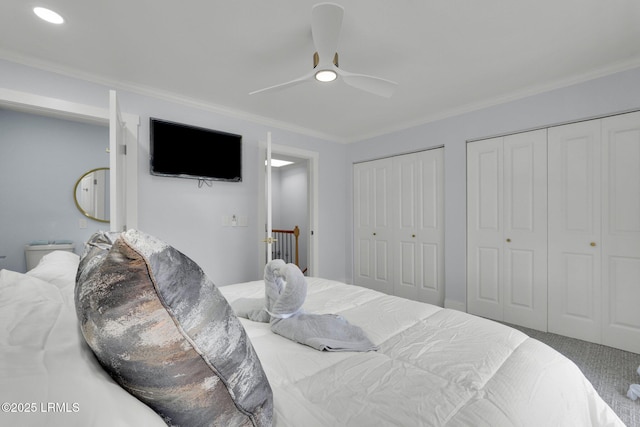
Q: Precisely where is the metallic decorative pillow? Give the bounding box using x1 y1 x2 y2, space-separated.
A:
76 230 120 285
75 229 273 427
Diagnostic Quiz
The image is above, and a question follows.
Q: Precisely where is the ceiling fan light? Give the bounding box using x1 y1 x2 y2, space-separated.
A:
315 69 337 83
33 7 64 24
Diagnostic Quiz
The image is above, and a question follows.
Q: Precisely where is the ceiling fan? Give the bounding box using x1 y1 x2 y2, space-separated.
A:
249 2 398 98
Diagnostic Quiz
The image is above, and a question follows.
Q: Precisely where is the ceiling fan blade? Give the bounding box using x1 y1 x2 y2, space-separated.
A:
249 70 316 95
311 3 344 65
338 69 398 98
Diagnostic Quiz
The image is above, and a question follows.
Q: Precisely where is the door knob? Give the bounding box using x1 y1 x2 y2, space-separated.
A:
373 232 376 236
506 238 511 243
590 242 596 247
412 234 416 238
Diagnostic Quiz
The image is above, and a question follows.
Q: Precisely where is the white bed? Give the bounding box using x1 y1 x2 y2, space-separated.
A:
0 251 624 426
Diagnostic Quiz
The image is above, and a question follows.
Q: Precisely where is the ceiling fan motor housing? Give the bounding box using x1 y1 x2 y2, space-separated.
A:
313 52 339 68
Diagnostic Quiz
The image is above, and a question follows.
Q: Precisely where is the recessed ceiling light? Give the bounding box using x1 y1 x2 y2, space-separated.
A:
33 7 64 24
315 69 337 83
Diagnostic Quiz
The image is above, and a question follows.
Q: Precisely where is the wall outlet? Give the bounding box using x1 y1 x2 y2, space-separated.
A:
79 218 87 229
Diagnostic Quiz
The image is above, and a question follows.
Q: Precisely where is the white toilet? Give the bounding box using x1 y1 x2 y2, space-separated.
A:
24 243 75 271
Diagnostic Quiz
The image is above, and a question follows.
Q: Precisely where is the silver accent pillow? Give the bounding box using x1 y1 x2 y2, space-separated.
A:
75 230 272 426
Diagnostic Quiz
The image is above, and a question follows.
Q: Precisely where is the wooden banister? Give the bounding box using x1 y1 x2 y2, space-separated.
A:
271 225 300 269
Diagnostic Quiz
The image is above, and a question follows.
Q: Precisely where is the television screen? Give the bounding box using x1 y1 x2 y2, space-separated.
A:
150 118 242 182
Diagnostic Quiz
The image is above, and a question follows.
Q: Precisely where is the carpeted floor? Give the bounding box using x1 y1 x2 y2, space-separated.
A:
504 323 640 426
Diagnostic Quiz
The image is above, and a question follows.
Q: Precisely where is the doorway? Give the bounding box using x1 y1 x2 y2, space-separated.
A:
271 153 309 272
258 139 319 277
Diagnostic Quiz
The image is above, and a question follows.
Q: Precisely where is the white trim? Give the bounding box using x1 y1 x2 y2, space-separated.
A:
4 52 639 144
341 58 640 143
0 87 109 124
0 52 343 142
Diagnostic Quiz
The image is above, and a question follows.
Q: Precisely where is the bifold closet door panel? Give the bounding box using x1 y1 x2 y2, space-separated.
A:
502 130 548 331
393 153 418 300
353 158 394 294
548 120 602 342
467 137 504 321
416 148 444 306
392 149 444 306
467 130 547 329
601 111 640 354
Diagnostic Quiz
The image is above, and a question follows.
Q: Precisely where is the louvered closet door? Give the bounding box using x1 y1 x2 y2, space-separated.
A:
353 158 394 294
601 111 640 354
392 149 444 305
548 120 602 342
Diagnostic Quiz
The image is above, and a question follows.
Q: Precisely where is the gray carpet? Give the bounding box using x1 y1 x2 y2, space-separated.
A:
504 323 640 426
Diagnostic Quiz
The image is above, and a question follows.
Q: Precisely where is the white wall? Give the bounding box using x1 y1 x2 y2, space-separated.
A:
347 66 640 310
0 108 108 272
0 59 348 285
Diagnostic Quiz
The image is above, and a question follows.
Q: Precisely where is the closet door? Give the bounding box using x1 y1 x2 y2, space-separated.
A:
417 148 445 306
353 158 394 294
467 130 547 330
467 137 504 320
392 149 444 305
601 111 640 354
548 120 602 342
502 130 548 330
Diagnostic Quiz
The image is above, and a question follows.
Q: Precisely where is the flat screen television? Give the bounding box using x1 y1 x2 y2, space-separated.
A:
150 118 242 182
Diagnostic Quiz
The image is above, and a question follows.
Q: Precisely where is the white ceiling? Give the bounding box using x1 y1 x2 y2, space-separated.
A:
1 1 639 143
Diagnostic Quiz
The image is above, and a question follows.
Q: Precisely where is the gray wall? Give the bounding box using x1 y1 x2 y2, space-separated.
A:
2 58 640 303
347 66 640 310
0 59 348 286
132 96 346 286
0 108 109 272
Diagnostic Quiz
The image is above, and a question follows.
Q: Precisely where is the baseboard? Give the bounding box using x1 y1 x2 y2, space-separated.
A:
444 299 466 312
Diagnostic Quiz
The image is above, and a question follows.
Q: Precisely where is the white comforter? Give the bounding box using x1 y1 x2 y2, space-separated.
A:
220 278 624 427
0 254 164 427
0 252 624 426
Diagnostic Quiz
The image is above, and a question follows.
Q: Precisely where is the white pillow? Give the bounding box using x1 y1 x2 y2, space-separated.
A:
26 250 79 289
0 269 165 426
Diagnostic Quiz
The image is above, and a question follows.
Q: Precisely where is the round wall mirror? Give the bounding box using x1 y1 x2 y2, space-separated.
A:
74 167 110 223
